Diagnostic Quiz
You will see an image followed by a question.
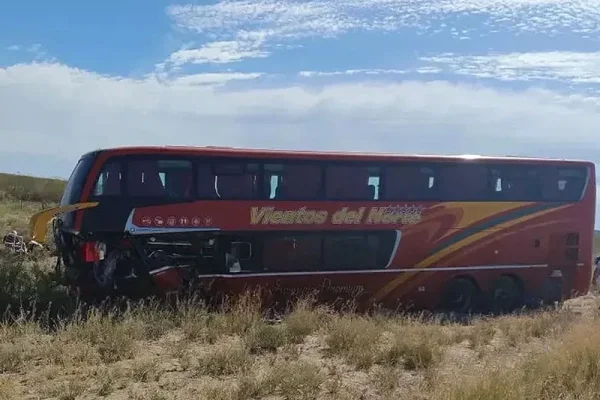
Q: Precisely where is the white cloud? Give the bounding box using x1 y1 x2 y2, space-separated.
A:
298 69 406 77
170 72 263 85
422 51 600 84
415 66 443 75
165 39 269 67
163 0 600 68
3 62 600 227
3 62 600 176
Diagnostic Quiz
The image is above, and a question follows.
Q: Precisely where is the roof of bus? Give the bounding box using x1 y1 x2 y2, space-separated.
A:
88 146 594 166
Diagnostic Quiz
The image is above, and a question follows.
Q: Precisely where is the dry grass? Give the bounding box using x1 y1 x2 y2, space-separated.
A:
2 188 600 399
0 172 65 205
0 251 598 400
432 317 600 400
0 172 63 241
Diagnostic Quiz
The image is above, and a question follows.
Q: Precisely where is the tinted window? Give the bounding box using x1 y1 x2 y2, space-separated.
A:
490 166 541 201
326 165 379 200
264 163 322 200
383 165 436 201
261 231 396 272
541 166 587 201
380 162 590 202
437 164 489 201
263 234 322 271
60 154 96 206
88 156 590 204
92 161 122 196
214 162 259 199
197 163 218 199
323 233 381 270
127 159 192 198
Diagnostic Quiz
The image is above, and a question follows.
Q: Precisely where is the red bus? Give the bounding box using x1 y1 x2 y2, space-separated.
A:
32 146 596 313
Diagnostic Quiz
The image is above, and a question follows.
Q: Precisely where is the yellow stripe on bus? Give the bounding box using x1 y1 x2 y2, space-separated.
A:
370 204 570 304
28 202 99 243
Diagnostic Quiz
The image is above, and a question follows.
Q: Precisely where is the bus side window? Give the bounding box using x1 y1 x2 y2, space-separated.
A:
277 164 322 200
561 168 587 200
93 162 121 196
323 233 381 270
263 235 322 271
127 160 166 197
126 159 192 198
438 164 488 201
543 167 587 201
214 162 259 199
264 164 284 199
384 165 434 201
491 167 540 201
197 163 218 199
158 160 193 198
326 165 375 200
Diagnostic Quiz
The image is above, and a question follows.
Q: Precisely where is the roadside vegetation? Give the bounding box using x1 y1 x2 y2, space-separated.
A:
0 173 599 399
0 172 65 205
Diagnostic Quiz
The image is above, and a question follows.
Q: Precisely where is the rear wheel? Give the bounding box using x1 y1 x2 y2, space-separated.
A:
491 275 523 314
440 278 478 314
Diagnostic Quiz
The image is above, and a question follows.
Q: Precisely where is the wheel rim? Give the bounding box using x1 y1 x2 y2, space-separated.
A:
444 280 475 313
493 277 521 312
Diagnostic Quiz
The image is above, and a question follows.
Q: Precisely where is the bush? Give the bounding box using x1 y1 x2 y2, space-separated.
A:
0 250 73 324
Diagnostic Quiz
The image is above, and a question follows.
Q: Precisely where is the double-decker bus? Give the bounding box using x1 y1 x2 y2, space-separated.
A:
30 146 596 313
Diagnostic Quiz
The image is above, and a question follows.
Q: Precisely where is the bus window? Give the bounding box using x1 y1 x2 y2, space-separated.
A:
197 163 217 199
127 159 192 198
383 165 435 201
264 163 284 200
92 161 121 196
214 162 259 199
267 163 322 200
261 232 392 272
323 233 381 270
541 167 587 201
61 154 97 206
160 160 193 198
490 166 541 201
326 165 376 200
438 164 488 201
263 234 322 271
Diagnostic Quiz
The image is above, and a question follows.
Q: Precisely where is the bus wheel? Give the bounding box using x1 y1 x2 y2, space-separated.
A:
440 278 478 314
491 275 523 314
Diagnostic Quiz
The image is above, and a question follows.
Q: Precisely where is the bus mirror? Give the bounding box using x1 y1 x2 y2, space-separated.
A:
232 242 252 260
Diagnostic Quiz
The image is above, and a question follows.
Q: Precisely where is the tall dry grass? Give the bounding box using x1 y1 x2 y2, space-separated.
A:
0 173 65 206
0 243 597 399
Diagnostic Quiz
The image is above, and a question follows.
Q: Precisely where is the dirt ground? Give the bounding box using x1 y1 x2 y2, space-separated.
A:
0 282 597 400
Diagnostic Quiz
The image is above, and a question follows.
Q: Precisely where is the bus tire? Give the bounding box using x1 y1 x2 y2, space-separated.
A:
440 277 478 314
491 275 523 314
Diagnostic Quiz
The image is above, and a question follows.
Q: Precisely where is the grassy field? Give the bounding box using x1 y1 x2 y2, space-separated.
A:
1 173 600 400
0 173 65 206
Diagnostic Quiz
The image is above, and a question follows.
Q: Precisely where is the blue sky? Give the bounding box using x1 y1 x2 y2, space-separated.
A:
2 0 600 224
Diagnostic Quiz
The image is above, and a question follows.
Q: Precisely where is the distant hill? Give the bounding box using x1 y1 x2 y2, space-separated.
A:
0 172 66 205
